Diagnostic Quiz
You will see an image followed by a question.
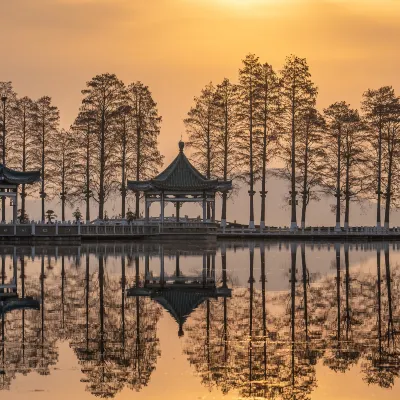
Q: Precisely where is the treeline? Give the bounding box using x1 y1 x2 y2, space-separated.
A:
0 75 163 222
185 54 400 229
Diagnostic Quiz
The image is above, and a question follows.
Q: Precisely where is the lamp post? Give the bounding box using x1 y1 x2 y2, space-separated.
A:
1 95 7 222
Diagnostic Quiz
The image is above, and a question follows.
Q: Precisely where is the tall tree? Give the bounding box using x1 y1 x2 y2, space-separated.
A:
362 86 399 229
322 102 366 229
80 73 125 220
185 82 218 220
129 82 163 218
257 62 280 229
381 100 400 228
47 129 79 221
214 78 240 227
0 82 17 221
297 107 325 228
32 96 60 222
238 54 262 229
115 104 133 218
9 96 37 221
279 55 316 230
71 105 96 223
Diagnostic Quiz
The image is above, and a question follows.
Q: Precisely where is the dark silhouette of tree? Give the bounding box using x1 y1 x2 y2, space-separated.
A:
362 86 399 229
0 82 17 221
80 73 125 220
257 63 280 229
381 100 400 228
213 78 241 226
279 56 317 230
71 105 96 222
322 102 366 229
185 82 218 219
128 82 163 219
32 96 60 222
238 54 262 229
114 104 132 218
47 129 79 221
9 97 37 222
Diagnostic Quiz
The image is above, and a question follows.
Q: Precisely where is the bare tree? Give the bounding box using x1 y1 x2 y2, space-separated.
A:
279 55 316 230
128 82 163 218
238 54 262 229
80 73 125 220
322 102 366 229
213 78 240 227
0 82 17 221
256 62 280 229
32 96 60 222
71 105 96 222
47 129 79 221
297 107 325 228
185 82 219 219
362 86 398 229
9 96 37 221
382 100 400 228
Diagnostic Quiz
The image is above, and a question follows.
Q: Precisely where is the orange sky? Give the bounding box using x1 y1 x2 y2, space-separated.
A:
1 0 400 223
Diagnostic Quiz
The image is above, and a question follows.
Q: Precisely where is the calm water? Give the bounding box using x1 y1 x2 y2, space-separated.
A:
1 241 400 400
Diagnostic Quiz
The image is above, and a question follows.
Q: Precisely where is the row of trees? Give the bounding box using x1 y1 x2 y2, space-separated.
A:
185 54 400 229
0 75 163 222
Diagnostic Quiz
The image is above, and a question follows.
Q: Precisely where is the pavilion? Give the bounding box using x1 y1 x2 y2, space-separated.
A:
0 164 40 222
127 250 231 337
127 141 232 224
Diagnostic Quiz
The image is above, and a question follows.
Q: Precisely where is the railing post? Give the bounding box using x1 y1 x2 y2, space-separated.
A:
31 221 35 236
55 221 58 235
78 221 81 235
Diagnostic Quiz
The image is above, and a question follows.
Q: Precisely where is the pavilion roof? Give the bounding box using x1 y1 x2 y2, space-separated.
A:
0 164 40 185
0 298 40 315
128 285 231 336
127 141 232 192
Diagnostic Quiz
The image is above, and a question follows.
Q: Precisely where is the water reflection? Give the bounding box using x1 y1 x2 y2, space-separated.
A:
0 242 399 398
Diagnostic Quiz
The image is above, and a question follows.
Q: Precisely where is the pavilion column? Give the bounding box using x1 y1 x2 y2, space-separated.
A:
145 196 150 222
202 192 206 223
160 245 165 287
211 196 215 223
145 253 150 283
176 201 180 222
13 189 18 224
161 192 165 223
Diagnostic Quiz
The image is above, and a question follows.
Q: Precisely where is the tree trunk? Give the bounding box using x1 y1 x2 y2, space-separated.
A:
221 103 228 227
85 127 90 223
376 120 382 228
98 110 106 220
121 118 127 219
260 114 267 229
301 124 310 229
249 76 255 229
290 88 297 230
21 107 27 222
335 127 341 231
344 155 350 229
41 120 45 222
384 140 394 229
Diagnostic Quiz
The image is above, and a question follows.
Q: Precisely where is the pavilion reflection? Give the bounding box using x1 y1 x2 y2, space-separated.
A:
0 242 399 398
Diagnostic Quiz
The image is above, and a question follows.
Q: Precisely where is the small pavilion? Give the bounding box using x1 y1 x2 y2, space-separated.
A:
127 250 231 337
0 164 40 222
127 141 232 224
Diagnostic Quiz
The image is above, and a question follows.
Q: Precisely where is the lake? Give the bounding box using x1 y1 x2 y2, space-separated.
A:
1 240 400 399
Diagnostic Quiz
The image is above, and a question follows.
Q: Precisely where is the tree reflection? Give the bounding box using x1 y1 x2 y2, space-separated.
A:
0 242 399 398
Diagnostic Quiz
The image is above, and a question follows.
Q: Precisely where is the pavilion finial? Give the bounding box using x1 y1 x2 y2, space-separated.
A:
179 140 185 153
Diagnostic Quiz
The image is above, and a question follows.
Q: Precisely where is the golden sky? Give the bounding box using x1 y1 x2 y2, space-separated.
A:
2 0 400 223
1 0 400 163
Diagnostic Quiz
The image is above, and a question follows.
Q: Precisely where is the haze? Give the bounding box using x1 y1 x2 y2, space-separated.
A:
1 0 399 224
